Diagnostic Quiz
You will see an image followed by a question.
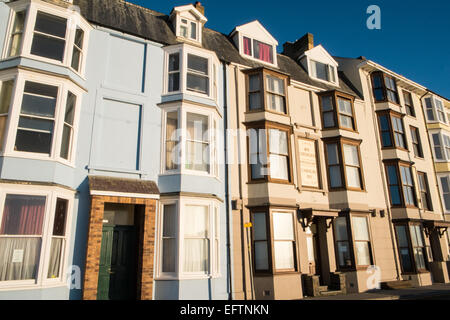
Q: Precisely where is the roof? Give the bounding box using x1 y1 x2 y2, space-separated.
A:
72 0 360 97
88 176 160 195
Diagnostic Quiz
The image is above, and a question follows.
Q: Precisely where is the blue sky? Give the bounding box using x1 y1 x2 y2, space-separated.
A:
131 0 450 98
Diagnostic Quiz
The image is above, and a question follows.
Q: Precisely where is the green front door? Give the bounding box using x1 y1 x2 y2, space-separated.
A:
97 225 137 300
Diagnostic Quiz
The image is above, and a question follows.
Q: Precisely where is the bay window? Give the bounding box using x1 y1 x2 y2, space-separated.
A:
162 106 218 176
377 110 407 150
0 80 14 151
424 97 447 123
247 122 292 183
3 4 90 75
242 37 274 64
0 186 73 287
431 132 450 161
251 208 297 273
164 47 218 100
310 60 336 83
60 92 76 160
324 137 364 191
395 223 428 274
245 69 288 114
319 91 356 131
384 161 417 208
371 72 399 104
157 198 220 278
333 213 373 270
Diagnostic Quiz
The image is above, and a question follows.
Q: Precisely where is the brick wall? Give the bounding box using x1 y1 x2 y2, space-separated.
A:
82 195 157 300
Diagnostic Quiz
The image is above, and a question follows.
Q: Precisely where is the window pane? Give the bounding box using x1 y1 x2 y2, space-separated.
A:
274 241 294 269
312 61 328 81
334 217 348 241
414 248 426 270
166 112 179 170
267 93 285 113
34 12 67 38
162 238 176 273
343 144 359 166
399 248 413 273
339 115 353 129
7 11 25 57
249 92 262 110
396 225 409 247
0 237 41 281
190 22 197 40
336 241 352 267
21 82 58 117
188 54 208 74
329 166 342 188
47 237 63 278
0 195 46 235
321 96 333 112
269 154 289 180
253 40 273 63
163 204 177 237
249 74 260 92
352 217 369 241
52 198 68 236
16 118 54 154
71 47 81 71
254 241 269 270
169 53 179 72
326 143 339 165
31 34 65 62
0 80 14 115
183 239 209 272
269 129 288 155
374 88 384 101
64 92 76 125
323 112 335 128
273 212 294 240
346 166 361 189
266 76 284 95
187 73 209 94
338 98 352 115
389 186 402 205
243 37 252 56
184 205 208 237
253 213 267 241
60 126 72 160
355 242 371 266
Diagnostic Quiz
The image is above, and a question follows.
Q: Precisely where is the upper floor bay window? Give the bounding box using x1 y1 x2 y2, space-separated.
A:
324 137 364 191
431 132 450 161
384 161 417 208
157 198 220 279
246 69 289 114
319 91 356 131
371 72 399 104
377 110 407 150
251 208 297 273
438 175 450 213
424 96 447 124
395 223 428 274
310 60 336 83
333 214 373 270
247 122 292 183
164 46 219 100
162 106 219 177
0 72 82 164
3 3 90 76
0 185 73 287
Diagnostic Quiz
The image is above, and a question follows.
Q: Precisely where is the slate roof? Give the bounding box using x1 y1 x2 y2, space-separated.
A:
88 176 160 195
73 0 360 98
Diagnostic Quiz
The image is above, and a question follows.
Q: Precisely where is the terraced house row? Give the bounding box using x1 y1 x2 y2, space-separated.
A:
0 0 448 300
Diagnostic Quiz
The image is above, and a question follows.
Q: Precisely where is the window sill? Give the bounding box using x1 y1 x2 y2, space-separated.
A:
1 152 76 168
0 281 67 292
155 274 221 281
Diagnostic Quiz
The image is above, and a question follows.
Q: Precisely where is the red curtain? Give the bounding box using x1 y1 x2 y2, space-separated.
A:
243 37 252 56
0 196 45 235
258 42 272 63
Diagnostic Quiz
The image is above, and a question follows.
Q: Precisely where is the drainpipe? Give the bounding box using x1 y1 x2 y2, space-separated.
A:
365 71 401 281
222 61 233 300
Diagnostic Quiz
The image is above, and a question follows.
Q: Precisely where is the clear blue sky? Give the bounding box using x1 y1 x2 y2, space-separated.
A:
131 0 450 98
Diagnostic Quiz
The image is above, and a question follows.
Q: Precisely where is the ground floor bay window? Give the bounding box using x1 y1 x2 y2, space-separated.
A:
394 222 429 274
251 207 297 273
0 183 73 288
333 212 373 271
157 197 220 279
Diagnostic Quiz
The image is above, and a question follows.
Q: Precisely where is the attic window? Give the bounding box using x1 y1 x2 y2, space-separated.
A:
180 18 198 41
310 60 336 83
243 37 274 64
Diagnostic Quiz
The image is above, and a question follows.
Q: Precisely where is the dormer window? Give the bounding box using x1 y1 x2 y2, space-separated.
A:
310 60 335 83
170 4 207 45
243 37 274 64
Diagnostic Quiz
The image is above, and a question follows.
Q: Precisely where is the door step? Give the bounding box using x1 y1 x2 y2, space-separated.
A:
380 280 413 290
319 290 343 296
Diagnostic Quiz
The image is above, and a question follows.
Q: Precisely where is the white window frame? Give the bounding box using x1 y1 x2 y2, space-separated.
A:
423 96 448 125
437 174 450 214
0 183 74 290
308 59 338 86
156 197 221 280
160 103 220 178
0 69 83 166
1 1 91 77
163 45 219 101
430 130 450 162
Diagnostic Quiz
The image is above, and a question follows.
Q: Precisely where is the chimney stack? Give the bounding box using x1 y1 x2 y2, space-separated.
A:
194 2 205 16
282 33 314 61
